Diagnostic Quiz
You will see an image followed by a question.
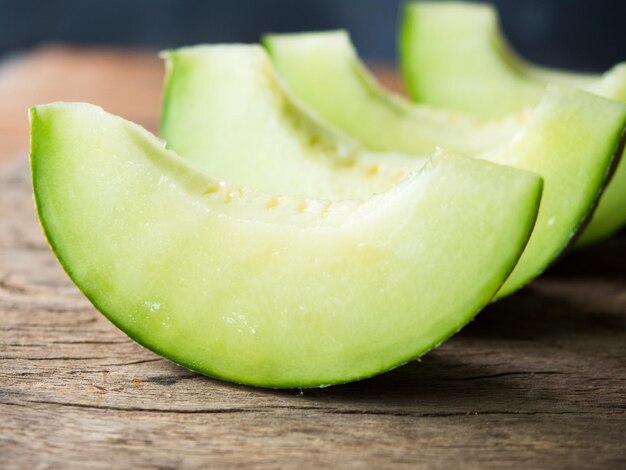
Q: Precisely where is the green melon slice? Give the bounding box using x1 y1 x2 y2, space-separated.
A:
479 87 626 298
161 45 425 200
399 1 626 117
171 43 626 297
400 1 626 246
31 103 541 388
263 30 520 156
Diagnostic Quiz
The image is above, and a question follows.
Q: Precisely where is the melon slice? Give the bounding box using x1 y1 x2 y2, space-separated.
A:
163 44 626 298
161 45 425 200
399 1 626 117
400 1 626 246
31 103 541 388
263 30 520 156
479 87 626 298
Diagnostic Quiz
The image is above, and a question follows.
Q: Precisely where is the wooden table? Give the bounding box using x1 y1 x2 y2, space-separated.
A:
1 46 625 469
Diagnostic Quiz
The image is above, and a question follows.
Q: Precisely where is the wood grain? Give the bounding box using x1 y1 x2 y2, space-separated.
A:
1 47 625 469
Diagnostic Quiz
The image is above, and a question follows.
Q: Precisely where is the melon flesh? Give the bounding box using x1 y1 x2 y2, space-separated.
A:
479 87 626 298
399 2 626 117
263 31 520 156
400 1 626 246
162 44 626 298
161 45 425 200
31 103 541 388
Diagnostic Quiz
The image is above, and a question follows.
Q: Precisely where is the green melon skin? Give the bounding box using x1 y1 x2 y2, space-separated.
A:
31 103 542 388
161 45 426 201
400 1 626 247
173 42 626 298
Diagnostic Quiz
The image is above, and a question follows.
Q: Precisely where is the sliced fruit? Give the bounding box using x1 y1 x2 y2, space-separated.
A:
400 1 626 246
31 103 542 388
161 43 626 298
263 30 520 156
577 151 626 246
161 45 425 200
399 1 626 117
266 29 626 250
400 1 542 116
478 87 626 297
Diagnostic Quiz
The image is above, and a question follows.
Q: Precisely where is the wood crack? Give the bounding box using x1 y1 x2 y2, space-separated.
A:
438 370 564 381
49 340 128 345
99 358 162 367
0 357 161 365
0 356 110 361
3 399 623 418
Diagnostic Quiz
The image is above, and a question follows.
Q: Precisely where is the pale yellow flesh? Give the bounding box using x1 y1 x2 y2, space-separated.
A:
264 31 521 157
211 40 626 298
478 87 626 297
161 45 425 200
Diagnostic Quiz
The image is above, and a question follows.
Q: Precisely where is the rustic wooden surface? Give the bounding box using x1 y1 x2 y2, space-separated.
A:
1 46 625 469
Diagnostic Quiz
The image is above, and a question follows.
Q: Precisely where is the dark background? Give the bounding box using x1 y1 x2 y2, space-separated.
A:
0 0 625 71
